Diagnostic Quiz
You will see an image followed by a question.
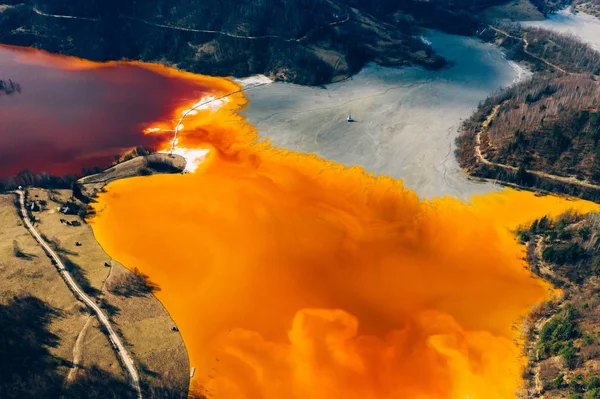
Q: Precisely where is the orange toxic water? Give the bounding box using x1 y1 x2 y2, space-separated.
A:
91 76 598 399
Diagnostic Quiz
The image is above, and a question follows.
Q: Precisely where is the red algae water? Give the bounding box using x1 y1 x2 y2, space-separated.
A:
0 45 228 177
89 75 600 399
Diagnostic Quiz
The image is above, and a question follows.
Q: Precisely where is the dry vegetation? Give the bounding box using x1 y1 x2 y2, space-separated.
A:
479 24 600 74
574 1 600 18
458 26 600 200
524 28 600 74
518 212 600 398
0 187 190 397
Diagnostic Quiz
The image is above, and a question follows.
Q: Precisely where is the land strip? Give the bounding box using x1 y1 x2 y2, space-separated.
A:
16 189 143 398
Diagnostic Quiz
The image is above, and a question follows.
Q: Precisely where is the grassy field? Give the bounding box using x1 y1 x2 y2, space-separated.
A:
0 183 189 396
0 193 119 380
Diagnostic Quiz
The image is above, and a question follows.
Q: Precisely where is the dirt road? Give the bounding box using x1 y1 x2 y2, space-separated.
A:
16 189 142 398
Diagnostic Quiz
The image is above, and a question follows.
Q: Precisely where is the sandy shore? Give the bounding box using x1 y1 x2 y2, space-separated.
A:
243 31 528 200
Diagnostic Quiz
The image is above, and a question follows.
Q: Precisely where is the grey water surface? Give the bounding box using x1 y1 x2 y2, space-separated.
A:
244 31 529 200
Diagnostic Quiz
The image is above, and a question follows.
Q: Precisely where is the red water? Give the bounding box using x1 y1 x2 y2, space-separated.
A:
0 45 213 177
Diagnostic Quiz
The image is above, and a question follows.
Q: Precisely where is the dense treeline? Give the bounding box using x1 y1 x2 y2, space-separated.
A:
0 146 157 193
518 212 600 398
0 170 78 192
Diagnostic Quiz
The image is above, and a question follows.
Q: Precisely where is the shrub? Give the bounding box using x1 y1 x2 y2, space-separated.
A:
586 375 600 391
559 343 579 369
553 373 564 388
537 305 580 364
585 388 600 399
580 226 592 240
542 243 586 265
569 373 583 391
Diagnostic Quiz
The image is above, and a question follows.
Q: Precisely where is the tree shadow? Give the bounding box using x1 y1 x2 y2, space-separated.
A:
12 240 37 260
0 295 150 398
41 235 78 256
98 298 120 318
139 362 198 399
108 268 161 298
0 295 63 398
63 365 137 399
58 255 101 297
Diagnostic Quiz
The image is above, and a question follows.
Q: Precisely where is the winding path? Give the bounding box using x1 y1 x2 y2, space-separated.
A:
169 82 269 154
16 190 142 399
488 25 567 74
470 26 600 191
32 6 350 43
32 7 100 22
473 104 600 190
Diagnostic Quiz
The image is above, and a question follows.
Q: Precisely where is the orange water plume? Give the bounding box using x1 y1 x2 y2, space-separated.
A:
91 79 598 399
